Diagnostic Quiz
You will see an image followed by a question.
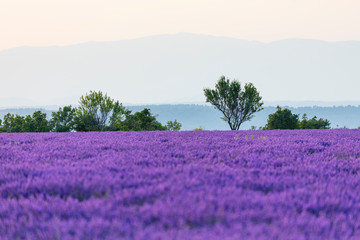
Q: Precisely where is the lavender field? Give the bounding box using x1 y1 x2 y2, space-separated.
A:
1 130 360 239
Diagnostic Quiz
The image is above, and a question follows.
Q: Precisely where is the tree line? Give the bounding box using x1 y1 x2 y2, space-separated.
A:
0 91 181 133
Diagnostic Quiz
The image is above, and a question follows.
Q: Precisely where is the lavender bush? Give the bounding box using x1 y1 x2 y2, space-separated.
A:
1 130 360 239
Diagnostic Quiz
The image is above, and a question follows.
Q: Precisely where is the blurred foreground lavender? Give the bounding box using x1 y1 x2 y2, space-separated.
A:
1 130 360 239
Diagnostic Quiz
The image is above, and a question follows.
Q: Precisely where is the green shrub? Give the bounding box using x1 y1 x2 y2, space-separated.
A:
300 114 330 129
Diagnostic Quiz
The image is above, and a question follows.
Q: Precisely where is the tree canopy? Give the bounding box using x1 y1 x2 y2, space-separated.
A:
166 120 182 131
300 114 330 129
50 106 76 132
73 91 127 132
1 111 51 133
120 108 166 131
265 106 300 130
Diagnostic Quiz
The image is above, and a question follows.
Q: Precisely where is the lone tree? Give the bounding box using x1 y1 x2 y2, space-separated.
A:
204 76 263 130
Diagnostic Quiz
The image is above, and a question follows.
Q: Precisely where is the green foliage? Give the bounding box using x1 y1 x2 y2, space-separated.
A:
300 114 331 129
265 106 300 130
0 119 4 133
2 111 50 132
194 126 204 131
50 106 76 132
73 91 127 132
73 110 98 132
166 120 182 131
22 115 34 132
0 91 177 133
265 107 331 130
109 101 130 131
28 111 51 132
121 108 166 131
204 76 263 130
3 113 25 133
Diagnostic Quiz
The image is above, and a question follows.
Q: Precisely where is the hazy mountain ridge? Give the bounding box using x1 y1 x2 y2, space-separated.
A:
1 33 360 107
1 105 359 130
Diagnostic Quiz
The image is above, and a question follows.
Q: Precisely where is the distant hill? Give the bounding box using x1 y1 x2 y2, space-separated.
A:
1 105 359 130
1 33 360 107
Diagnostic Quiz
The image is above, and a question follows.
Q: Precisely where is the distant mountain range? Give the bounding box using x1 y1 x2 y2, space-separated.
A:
1 33 360 107
1 105 359 130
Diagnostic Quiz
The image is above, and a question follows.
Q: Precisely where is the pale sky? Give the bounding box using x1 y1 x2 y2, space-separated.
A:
1 0 360 51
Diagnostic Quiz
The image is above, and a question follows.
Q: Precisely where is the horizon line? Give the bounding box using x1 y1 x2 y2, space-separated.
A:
2 32 360 52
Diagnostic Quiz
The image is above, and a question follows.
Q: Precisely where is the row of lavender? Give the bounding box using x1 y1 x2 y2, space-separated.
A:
1 130 360 239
